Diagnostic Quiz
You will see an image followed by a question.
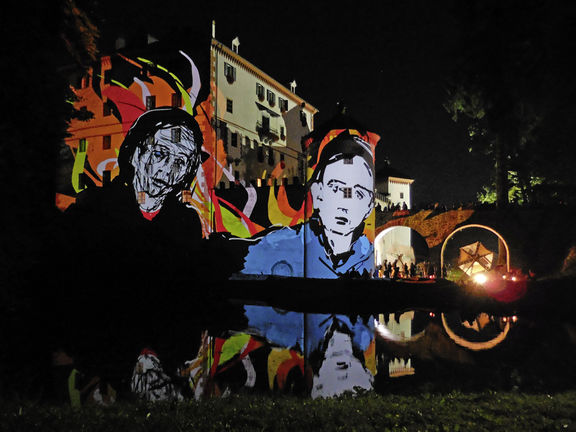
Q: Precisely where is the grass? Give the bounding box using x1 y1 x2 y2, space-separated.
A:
1 391 576 432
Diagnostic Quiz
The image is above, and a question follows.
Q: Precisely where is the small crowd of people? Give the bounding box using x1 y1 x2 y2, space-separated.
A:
374 259 438 280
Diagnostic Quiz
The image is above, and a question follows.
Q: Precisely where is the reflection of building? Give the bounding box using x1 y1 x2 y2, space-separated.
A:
211 37 318 187
378 312 416 378
375 166 414 210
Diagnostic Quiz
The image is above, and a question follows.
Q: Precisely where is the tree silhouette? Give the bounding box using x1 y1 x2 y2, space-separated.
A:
0 0 98 397
444 0 576 206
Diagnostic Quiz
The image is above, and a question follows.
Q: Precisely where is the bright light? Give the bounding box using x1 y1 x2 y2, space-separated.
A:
473 273 488 285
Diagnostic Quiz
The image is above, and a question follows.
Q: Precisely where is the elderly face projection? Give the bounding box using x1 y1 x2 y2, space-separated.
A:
130 126 198 212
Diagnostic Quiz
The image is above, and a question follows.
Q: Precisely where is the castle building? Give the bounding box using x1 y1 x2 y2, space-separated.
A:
210 37 318 188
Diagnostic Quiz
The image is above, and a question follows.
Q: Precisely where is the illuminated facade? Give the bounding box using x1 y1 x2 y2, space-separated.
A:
210 37 318 188
375 166 414 211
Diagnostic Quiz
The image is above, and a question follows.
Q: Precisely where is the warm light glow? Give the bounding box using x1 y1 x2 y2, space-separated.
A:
473 273 488 285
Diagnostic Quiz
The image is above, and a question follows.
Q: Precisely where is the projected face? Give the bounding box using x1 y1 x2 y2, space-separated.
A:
131 126 198 212
311 155 374 236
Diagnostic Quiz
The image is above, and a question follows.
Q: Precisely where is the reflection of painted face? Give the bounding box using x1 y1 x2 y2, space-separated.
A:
312 156 374 236
326 331 354 380
311 330 373 398
131 126 197 211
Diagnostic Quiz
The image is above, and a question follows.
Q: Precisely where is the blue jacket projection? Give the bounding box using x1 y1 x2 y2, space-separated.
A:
240 222 374 278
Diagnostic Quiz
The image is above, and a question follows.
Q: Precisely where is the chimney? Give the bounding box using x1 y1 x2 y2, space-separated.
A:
290 80 297 93
232 37 240 53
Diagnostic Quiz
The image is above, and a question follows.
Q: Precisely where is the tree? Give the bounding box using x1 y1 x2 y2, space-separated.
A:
444 0 576 207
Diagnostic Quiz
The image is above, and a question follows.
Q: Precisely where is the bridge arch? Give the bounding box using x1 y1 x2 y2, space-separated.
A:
374 225 430 271
440 224 510 278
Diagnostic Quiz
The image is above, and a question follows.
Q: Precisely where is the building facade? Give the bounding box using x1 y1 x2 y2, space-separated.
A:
375 166 414 211
210 38 318 188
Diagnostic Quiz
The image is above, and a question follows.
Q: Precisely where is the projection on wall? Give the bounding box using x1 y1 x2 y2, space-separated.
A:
58 48 383 399
240 130 377 278
58 50 312 240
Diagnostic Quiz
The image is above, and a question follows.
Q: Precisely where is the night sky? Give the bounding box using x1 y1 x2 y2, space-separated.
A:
95 1 495 205
199 1 494 206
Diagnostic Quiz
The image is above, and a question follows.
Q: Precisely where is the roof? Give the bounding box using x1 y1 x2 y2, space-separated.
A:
305 105 373 141
376 165 414 183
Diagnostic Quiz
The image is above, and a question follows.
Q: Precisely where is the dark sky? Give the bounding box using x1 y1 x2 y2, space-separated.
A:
96 0 494 205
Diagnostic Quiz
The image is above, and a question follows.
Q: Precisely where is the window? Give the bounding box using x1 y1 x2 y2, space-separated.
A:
146 95 156 110
262 116 270 132
231 132 238 147
172 93 182 108
279 98 288 112
280 126 285 140
268 147 274 166
103 99 111 116
245 136 251 147
400 192 404 199
300 110 307 126
343 187 352 199
257 145 264 163
103 135 111 150
171 128 181 143
267 90 275 106
137 191 146 204
78 138 87 152
256 83 264 100
219 123 228 150
343 157 353 165
224 62 236 83
226 98 233 113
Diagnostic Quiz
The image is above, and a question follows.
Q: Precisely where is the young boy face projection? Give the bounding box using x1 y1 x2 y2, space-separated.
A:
239 130 376 279
310 153 374 245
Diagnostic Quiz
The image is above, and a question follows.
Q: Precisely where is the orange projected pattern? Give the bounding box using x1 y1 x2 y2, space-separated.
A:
59 53 312 239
